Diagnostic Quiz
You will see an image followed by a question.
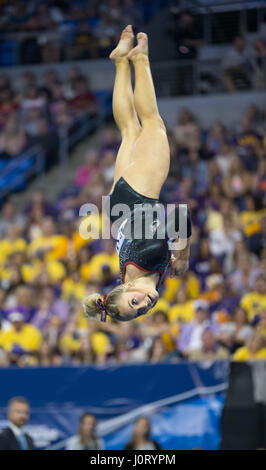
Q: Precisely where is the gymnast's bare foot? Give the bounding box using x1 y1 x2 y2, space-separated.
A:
109 25 134 62
127 32 148 61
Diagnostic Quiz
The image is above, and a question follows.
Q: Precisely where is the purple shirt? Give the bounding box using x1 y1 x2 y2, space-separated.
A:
32 299 69 331
5 306 36 323
178 320 219 353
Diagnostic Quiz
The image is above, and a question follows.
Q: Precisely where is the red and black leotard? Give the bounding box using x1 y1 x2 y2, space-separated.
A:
107 177 191 288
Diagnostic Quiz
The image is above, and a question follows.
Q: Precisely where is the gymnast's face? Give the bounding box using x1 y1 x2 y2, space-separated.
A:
116 281 159 321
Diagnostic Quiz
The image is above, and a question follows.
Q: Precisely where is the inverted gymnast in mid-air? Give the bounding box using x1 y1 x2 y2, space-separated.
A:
84 25 191 322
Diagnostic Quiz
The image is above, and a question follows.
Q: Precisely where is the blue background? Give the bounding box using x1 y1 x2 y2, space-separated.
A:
0 361 229 450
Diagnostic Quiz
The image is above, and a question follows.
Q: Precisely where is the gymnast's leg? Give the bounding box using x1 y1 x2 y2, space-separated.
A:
122 32 170 198
109 25 141 191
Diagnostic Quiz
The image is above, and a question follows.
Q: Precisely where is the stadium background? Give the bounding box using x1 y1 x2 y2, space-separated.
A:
0 0 265 450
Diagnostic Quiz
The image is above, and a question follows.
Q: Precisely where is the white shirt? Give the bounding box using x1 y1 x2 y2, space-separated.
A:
219 322 254 341
188 321 209 351
222 47 252 69
209 228 242 272
215 153 234 176
8 421 26 439
66 435 104 450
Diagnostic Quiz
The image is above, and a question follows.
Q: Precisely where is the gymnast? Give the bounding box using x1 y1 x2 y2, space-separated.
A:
83 25 191 322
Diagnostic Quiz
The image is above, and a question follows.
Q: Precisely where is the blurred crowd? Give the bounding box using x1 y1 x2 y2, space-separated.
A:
0 66 97 164
0 0 147 63
221 34 266 92
0 101 266 367
167 9 266 94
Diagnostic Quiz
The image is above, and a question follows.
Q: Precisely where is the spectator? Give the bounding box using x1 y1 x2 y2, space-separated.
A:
20 85 46 116
222 155 252 204
0 86 18 131
174 109 201 152
252 38 266 90
93 12 120 57
100 150 116 185
0 115 26 158
188 329 230 360
66 412 104 450
148 337 168 363
209 215 242 273
70 20 98 60
32 286 70 332
222 36 253 92
215 143 236 177
168 288 195 323
230 253 260 296
168 9 203 60
28 217 66 261
0 312 41 365
206 122 226 156
167 9 203 94
178 301 218 357
216 307 254 353
124 416 161 450
0 397 35 450
26 117 59 170
69 76 98 116
247 216 266 257
233 332 266 361
0 224 27 267
256 309 266 340
240 275 266 322
0 202 25 238
74 149 99 187
24 188 57 219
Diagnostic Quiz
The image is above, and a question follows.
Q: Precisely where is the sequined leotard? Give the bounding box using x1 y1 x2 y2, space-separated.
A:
107 177 191 288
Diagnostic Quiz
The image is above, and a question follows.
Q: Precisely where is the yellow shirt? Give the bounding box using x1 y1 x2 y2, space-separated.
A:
240 211 261 237
80 263 92 281
233 346 266 361
168 301 195 323
19 259 66 283
28 234 67 261
240 292 266 322
0 238 27 265
61 278 86 300
0 325 42 352
189 347 230 361
91 331 110 354
206 210 224 232
88 253 119 281
161 324 179 352
56 232 88 258
60 334 81 352
163 275 199 302
76 308 88 331
256 326 266 340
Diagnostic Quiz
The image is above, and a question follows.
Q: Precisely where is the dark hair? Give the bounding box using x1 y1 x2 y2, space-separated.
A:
8 396 29 409
148 336 167 361
79 413 99 448
233 307 248 323
127 416 151 449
